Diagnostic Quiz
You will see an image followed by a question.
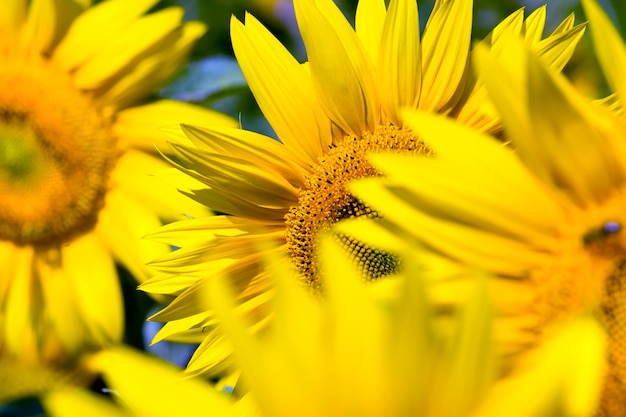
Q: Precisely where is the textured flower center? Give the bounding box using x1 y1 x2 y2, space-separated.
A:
585 217 626 417
0 56 117 247
531 208 626 417
285 125 432 290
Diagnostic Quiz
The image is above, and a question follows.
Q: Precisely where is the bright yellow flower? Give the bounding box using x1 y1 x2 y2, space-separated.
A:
41 240 606 417
141 0 585 377
0 0 235 401
337 2 626 414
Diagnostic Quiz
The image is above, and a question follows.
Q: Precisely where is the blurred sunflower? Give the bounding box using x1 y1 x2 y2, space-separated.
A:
42 240 606 417
0 0 235 400
336 1 626 415
141 0 585 377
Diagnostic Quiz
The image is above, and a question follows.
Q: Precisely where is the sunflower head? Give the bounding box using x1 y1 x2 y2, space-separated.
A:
0 0 234 401
141 0 589 381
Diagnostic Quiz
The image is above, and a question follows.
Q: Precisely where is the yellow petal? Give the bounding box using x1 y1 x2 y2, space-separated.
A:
396 111 564 235
550 12 575 35
473 42 531 154
89 348 233 416
533 22 586 73
486 7 524 45
100 21 207 110
176 124 307 186
231 14 331 166
36 251 89 355
73 7 183 89
0 0 26 40
44 388 131 417
149 313 210 342
53 0 159 71
355 0 386 63
349 177 550 275
522 5 546 44
474 316 605 417
113 99 237 152
4 247 37 359
20 0 83 54
95 188 169 283
184 331 234 377
419 0 472 112
582 0 626 102
377 0 422 125
166 140 299 208
525 44 626 205
110 149 210 221
62 233 123 346
294 0 379 136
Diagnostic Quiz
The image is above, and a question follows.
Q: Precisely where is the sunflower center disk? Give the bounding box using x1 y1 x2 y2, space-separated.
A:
0 57 117 247
285 125 432 290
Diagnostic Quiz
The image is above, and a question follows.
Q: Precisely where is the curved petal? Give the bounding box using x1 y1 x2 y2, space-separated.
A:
295 0 379 136
20 0 84 55
582 0 626 103
52 0 159 71
231 14 331 166
100 21 207 110
62 233 123 347
355 0 386 63
419 0 472 112
113 100 237 153
73 7 184 89
3 247 37 360
96 188 170 284
377 0 421 125
522 5 546 44
110 149 210 221
0 0 26 41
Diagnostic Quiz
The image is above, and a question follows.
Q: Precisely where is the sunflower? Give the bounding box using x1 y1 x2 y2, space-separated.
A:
0 0 235 400
141 0 585 377
336 2 626 415
42 240 606 417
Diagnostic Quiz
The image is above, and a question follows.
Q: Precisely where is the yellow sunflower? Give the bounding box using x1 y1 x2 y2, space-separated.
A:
141 0 585 377
336 2 626 415
0 0 235 400
42 240 606 417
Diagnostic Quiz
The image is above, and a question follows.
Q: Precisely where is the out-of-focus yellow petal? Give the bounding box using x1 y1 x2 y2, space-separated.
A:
110 149 209 221
475 316 605 417
73 7 184 89
45 389 131 417
96 188 170 284
100 21 207 110
582 0 626 102
113 99 237 152
4 247 37 360
52 0 158 71
20 0 83 54
89 348 234 417
63 234 123 347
